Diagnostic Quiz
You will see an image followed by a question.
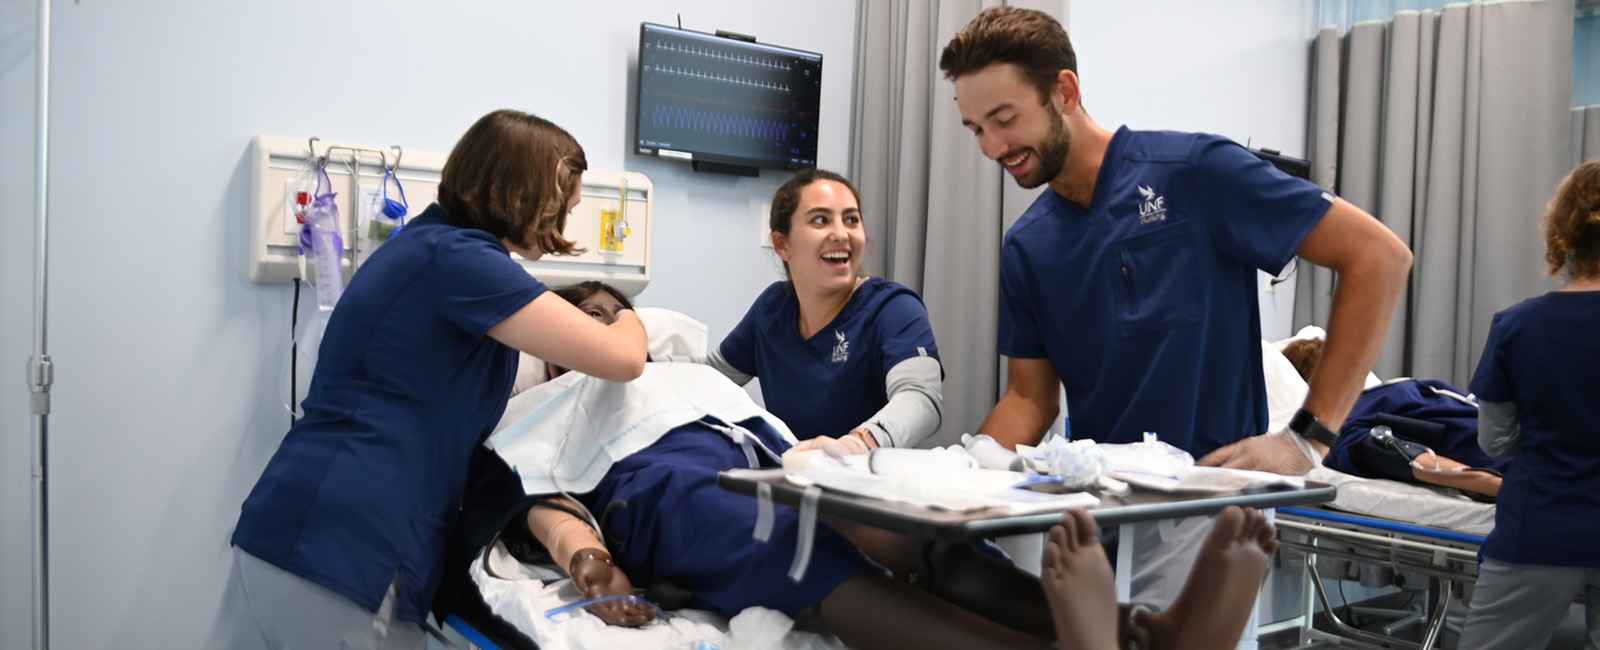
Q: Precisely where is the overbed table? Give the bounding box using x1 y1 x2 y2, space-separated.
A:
719 467 1335 539
719 467 1336 599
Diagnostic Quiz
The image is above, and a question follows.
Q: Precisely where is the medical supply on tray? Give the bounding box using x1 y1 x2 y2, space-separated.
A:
961 433 1029 472
783 445 1098 514
866 446 975 478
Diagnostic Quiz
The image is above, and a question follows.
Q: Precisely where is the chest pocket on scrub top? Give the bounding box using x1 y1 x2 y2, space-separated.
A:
1108 221 1200 337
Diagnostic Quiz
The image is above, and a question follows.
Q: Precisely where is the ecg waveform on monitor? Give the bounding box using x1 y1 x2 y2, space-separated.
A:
649 39 796 71
650 106 795 140
648 65 792 92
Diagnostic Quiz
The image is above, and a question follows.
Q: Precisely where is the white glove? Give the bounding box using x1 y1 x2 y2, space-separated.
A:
1196 429 1321 476
789 431 875 459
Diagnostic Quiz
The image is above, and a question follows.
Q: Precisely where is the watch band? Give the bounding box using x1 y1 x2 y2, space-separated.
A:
1288 408 1340 447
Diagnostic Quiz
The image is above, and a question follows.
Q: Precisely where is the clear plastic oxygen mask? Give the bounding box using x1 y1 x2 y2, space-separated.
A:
299 164 345 325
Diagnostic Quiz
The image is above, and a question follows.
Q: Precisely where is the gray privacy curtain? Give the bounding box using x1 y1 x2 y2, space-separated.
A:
1295 0 1574 386
850 0 1008 447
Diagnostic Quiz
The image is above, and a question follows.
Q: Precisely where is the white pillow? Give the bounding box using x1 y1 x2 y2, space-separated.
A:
1265 325 1382 407
637 306 710 360
1261 340 1309 434
509 307 710 397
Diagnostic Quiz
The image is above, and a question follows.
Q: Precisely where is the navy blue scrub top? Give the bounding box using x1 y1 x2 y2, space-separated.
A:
719 277 940 441
1471 290 1600 566
233 204 547 622
998 128 1333 457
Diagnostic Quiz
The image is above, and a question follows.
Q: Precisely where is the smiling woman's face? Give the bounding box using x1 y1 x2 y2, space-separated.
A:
773 179 865 295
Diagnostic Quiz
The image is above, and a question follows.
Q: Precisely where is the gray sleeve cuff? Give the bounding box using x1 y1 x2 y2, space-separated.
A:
702 347 754 386
857 356 943 448
656 348 754 386
1477 399 1521 457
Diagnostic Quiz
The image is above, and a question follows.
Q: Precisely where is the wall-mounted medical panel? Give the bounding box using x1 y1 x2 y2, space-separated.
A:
248 135 653 295
536 169 654 296
248 134 444 285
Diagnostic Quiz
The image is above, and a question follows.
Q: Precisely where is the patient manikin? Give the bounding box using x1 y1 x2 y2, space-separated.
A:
484 282 1065 649
474 281 1285 650
1281 338 1508 499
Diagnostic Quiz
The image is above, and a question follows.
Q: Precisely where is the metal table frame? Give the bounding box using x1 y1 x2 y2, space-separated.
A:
720 468 1336 602
718 468 1336 540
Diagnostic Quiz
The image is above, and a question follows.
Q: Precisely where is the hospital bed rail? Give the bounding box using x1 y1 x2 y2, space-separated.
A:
439 613 514 650
1272 506 1485 650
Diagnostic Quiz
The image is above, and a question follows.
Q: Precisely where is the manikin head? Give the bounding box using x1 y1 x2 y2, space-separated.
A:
544 281 634 380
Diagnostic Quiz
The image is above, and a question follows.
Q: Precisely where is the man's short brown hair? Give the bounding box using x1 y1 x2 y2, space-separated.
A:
438 109 588 256
939 6 1077 104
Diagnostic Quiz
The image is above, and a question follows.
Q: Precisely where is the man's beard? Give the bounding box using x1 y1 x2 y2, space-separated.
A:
1013 109 1071 189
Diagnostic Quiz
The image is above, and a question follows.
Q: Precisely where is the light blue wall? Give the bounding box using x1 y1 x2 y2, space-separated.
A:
0 2 855 648
1578 12 1600 107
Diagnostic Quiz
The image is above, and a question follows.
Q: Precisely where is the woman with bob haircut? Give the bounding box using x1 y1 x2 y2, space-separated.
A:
1459 159 1600 650
231 109 647 650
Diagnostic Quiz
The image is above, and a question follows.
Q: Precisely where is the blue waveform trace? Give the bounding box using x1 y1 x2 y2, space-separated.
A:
650 106 795 140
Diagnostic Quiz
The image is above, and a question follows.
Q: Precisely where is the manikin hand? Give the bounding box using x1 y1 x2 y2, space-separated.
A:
568 548 656 627
1196 430 1320 476
789 429 879 457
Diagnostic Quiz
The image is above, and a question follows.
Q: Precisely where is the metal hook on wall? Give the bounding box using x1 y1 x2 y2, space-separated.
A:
322 145 389 172
389 145 404 171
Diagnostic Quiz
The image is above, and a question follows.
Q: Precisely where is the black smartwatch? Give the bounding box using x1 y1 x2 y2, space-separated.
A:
1288 408 1340 447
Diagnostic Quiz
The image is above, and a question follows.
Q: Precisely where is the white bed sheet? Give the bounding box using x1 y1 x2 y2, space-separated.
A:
1306 466 1495 536
485 307 849 649
470 541 851 650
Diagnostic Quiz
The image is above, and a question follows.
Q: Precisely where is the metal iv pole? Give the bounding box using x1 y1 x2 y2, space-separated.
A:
29 0 54 648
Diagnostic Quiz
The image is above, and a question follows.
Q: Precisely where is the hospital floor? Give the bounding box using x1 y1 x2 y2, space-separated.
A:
1258 592 1589 649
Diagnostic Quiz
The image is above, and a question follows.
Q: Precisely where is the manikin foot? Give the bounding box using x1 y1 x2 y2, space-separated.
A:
1137 506 1278 650
1040 508 1120 650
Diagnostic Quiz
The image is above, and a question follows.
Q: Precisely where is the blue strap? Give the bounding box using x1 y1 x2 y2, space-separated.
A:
543 594 664 621
1278 507 1486 545
443 614 504 650
381 166 409 223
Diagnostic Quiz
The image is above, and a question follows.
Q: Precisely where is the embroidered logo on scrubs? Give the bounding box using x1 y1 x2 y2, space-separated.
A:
832 330 850 363
1138 185 1167 224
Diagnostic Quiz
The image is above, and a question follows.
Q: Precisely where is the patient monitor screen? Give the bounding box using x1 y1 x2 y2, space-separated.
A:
635 22 822 171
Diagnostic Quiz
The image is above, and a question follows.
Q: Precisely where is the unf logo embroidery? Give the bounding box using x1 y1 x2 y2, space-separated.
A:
1138 185 1167 224
832 330 850 363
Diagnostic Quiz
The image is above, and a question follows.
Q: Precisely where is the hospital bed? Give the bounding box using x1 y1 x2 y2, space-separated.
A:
434 317 1342 650
1255 329 1495 648
1266 466 1493 650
